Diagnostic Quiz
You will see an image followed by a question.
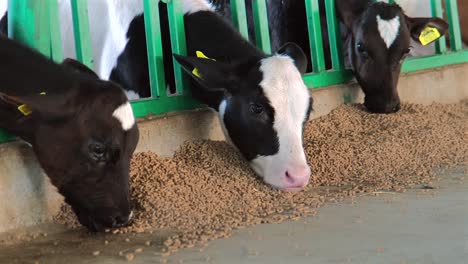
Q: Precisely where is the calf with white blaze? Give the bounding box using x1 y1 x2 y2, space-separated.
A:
173 0 312 191
336 0 448 113
0 36 139 232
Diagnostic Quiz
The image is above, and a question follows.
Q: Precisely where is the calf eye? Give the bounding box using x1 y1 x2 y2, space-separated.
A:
356 43 369 58
249 103 264 115
89 142 106 159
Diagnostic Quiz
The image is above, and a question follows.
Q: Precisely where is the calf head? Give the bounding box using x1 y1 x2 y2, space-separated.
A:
336 0 448 113
0 55 139 231
175 43 312 191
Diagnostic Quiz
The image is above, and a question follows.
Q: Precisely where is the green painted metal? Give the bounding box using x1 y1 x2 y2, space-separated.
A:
48 0 63 62
324 0 344 70
131 96 201 119
143 0 167 98
70 0 94 68
432 0 447 54
303 70 354 88
251 0 272 54
167 0 188 94
402 50 468 72
445 0 463 51
2 0 468 145
0 130 14 144
230 0 250 39
8 0 51 56
305 0 326 72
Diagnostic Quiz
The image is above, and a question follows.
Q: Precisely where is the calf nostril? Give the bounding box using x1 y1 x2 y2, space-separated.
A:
285 171 295 184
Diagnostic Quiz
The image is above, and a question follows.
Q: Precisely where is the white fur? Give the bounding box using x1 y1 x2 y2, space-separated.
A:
125 90 140 101
112 102 135 131
182 0 213 14
218 99 232 144
251 55 311 189
376 15 400 48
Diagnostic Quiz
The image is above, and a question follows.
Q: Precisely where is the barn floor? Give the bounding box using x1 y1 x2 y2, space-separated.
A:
0 166 466 264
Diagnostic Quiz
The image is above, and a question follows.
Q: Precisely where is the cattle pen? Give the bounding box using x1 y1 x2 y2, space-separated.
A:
0 0 467 143
0 0 467 263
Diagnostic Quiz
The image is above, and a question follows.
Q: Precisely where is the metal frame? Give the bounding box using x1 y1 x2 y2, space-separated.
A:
1 0 466 143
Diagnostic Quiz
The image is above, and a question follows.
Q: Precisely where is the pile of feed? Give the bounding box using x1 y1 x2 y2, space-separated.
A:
55 101 467 254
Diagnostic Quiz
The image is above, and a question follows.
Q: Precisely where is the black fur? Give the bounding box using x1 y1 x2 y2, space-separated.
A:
0 36 139 232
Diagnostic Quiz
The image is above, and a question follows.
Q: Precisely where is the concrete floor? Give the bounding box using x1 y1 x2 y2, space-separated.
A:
0 166 466 264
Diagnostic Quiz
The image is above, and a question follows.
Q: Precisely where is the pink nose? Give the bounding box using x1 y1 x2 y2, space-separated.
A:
284 166 311 190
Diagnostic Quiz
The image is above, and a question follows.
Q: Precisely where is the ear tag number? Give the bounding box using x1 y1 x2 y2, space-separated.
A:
192 51 216 79
419 27 441 46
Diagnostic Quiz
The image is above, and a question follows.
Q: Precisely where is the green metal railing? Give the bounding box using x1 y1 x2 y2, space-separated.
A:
1 0 467 143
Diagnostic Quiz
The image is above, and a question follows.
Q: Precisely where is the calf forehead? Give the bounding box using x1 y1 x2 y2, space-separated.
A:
361 4 409 47
259 56 309 123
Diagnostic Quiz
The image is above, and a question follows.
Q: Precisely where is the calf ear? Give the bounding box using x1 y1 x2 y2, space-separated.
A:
335 0 371 30
62 58 99 79
406 16 449 46
173 54 238 93
277 42 308 75
2 88 80 121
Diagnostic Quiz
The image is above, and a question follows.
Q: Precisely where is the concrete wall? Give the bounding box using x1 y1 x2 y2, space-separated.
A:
0 63 467 233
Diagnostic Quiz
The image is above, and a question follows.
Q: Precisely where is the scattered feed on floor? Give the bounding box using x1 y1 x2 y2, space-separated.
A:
54 102 468 255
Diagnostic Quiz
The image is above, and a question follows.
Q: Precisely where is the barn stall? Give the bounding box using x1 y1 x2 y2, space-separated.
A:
0 0 466 263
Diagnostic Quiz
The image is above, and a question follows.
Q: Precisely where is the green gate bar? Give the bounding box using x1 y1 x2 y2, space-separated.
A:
252 0 272 54
324 0 344 70
305 0 326 73
167 0 188 95
446 0 463 51
431 0 447 54
230 0 249 39
143 0 167 98
70 0 94 68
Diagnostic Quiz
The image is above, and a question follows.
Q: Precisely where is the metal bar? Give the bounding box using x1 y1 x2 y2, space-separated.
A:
48 0 63 62
143 0 167 98
325 0 344 70
8 0 51 56
230 0 249 39
131 96 201 118
70 0 94 68
305 0 326 72
252 0 272 53
302 70 354 89
167 0 188 95
445 0 463 51
431 0 447 54
402 50 468 71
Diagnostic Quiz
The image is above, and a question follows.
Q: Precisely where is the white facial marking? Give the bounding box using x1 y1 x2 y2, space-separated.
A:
377 15 401 48
125 90 141 101
251 55 311 189
112 102 135 131
218 99 233 144
182 0 214 15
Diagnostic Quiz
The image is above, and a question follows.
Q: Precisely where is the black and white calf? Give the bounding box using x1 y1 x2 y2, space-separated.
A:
335 0 448 113
0 36 139 232
173 0 312 191
1 0 312 190
212 0 448 114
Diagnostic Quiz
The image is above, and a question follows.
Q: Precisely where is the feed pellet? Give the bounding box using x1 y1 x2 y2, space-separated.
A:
55 102 467 254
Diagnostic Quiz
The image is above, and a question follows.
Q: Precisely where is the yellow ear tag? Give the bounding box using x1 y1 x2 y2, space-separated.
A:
191 51 216 79
419 27 441 46
18 104 32 116
17 92 46 116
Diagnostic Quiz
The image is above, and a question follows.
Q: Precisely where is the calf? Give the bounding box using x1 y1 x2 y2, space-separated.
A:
173 0 312 191
214 0 448 113
335 0 448 113
0 36 139 232
56 0 312 191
